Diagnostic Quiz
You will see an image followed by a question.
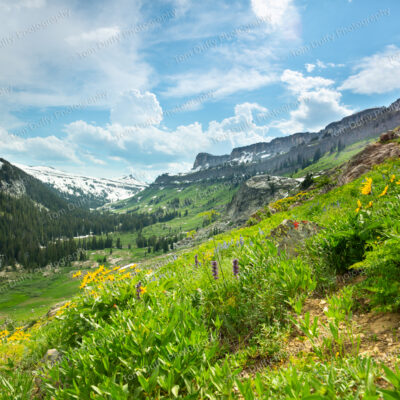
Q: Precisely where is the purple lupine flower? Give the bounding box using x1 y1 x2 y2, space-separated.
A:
232 259 239 277
239 236 244 246
194 254 199 269
136 281 142 299
211 261 218 280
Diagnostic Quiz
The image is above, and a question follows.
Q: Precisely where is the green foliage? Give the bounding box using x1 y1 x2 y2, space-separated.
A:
239 357 383 399
199 209 220 226
306 214 370 275
5 154 400 397
300 173 314 190
200 235 316 340
357 231 400 311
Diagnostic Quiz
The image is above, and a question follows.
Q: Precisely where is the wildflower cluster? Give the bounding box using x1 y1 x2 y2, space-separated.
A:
6 327 31 343
356 174 399 213
76 264 138 291
135 281 147 299
55 301 76 317
0 330 9 340
270 191 312 212
361 177 372 195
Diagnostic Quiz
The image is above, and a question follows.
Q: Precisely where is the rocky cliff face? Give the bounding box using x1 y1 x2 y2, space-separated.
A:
194 131 318 170
193 153 230 169
154 98 400 187
226 174 300 223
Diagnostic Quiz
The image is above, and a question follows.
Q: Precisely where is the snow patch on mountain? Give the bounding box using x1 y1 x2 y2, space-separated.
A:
15 164 147 204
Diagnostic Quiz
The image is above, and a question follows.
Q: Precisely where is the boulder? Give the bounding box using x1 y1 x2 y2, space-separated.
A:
42 349 61 364
379 130 400 143
268 219 321 257
227 175 300 224
46 301 69 318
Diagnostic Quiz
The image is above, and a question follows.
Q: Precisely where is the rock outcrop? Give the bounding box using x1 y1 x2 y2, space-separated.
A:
227 174 300 223
268 219 321 257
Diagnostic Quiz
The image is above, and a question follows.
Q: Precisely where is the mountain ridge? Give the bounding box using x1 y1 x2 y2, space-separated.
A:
15 164 147 208
193 100 399 171
152 98 400 187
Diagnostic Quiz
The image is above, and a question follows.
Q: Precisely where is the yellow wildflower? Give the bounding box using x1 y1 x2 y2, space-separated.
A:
146 270 153 275
140 286 147 294
361 178 372 195
355 199 362 213
118 273 131 280
72 271 82 278
7 329 31 342
378 185 389 197
390 174 396 182
0 330 9 339
366 201 373 208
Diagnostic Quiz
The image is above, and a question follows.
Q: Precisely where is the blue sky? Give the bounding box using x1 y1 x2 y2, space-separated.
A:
0 0 399 181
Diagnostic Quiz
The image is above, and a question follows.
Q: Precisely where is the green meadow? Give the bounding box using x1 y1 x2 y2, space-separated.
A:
2 146 400 398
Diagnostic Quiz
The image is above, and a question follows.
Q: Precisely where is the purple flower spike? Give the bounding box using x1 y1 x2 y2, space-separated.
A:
232 259 239 277
194 254 199 269
211 261 218 280
136 281 142 299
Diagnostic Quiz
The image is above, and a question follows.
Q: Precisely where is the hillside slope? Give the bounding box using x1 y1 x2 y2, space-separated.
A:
2 133 400 398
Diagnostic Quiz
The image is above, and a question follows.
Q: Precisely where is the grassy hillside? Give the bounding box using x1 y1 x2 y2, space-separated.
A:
291 137 375 178
111 181 238 215
0 182 239 324
106 181 240 251
2 142 400 398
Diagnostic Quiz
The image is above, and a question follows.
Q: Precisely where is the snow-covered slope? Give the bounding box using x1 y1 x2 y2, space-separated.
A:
15 164 146 206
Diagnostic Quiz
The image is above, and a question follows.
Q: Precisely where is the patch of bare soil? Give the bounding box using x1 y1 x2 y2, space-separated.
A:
285 295 400 369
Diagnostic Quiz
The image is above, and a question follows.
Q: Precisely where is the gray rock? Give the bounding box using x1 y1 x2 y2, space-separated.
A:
43 349 61 364
227 175 300 224
268 219 321 257
46 301 69 318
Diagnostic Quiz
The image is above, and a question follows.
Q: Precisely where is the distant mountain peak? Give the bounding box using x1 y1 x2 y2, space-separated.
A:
15 164 147 207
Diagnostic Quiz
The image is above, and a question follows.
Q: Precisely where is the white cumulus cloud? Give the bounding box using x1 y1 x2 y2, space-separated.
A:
110 90 163 127
274 70 353 134
340 45 400 94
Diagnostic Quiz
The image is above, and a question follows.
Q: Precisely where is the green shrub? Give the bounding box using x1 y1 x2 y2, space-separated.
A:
201 235 316 341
